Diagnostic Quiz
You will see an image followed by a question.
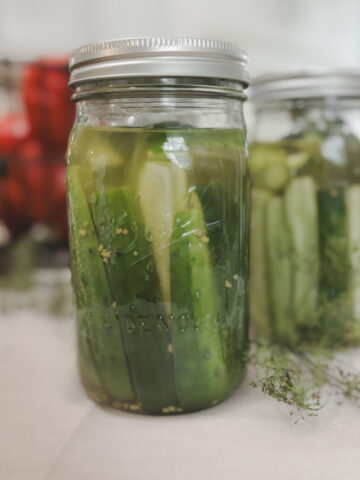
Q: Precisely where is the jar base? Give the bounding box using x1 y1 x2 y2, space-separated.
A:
80 368 246 416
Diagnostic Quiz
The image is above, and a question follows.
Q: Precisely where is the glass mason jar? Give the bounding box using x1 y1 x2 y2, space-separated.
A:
249 70 360 348
67 38 250 414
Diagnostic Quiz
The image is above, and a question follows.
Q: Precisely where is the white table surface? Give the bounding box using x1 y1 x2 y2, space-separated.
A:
2 273 360 480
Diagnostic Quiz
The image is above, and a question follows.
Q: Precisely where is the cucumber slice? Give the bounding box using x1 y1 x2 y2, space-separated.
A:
69 125 138 165
67 167 134 402
76 309 104 395
70 222 104 394
250 145 290 192
345 185 360 321
249 144 287 175
286 152 311 171
91 186 179 412
170 208 228 410
137 160 187 310
284 176 319 326
266 195 293 340
68 127 126 192
318 188 347 298
262 164 289 192
195 181 246 373
250 188 272 340
69 216 103 393
185 130 245 161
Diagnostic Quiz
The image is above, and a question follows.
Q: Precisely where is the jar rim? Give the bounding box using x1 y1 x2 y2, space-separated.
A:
251 69 360 104
68 37 249 89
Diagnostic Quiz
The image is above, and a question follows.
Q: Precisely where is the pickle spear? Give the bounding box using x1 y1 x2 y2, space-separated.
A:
195 182 246 374
170 207 228 410
250 188 272 340
249 145 289 192
318 188 347 299
284 176 319 327
67 168 134 402
91 186 179 413
266 195 293 341
137 159 187 314
189 131 248 370
346 185 360 321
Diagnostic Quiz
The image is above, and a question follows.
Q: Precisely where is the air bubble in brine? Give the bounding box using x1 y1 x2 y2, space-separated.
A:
140 320 151 332
126 318 136 333
178 313 189 331
145 262 153 273
141 271 150 282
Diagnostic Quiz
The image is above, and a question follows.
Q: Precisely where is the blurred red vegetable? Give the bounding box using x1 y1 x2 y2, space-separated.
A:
46 157 68 241
0 57 71 241
0 176 30 235
16 139 48 224
0 113 32 154
0 113 33 234
0 147 68 239
21 57 75 152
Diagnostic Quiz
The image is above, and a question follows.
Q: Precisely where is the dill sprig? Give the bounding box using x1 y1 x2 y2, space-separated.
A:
249 342 360 418
0 236 71 317
249 344 323 418
299 351 360 406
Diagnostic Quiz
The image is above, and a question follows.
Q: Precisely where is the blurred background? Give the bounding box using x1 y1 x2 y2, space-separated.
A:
2 0 360 71
0 0 359 311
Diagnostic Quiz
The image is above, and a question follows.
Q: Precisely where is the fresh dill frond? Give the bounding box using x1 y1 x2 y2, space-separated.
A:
249 344 323 418
249 342 360 419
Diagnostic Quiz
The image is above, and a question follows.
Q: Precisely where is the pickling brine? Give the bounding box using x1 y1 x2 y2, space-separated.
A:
67 125 249 413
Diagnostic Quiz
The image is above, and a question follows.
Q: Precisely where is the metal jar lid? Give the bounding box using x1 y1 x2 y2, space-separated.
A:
251 69 360 105
68 37 249 89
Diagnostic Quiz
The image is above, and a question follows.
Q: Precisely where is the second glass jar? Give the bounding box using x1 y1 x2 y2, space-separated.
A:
250 70 360 348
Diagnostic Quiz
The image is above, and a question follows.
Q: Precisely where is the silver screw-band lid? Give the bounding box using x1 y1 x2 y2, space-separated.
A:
69 37 249 89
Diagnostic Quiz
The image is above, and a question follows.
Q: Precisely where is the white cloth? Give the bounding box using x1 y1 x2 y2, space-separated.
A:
1 308 360 480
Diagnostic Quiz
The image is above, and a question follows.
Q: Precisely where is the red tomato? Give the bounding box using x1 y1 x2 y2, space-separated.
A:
21 58 75 152
47 156 68 241
17 139 48 224
0 57 73 240
0 177 31 235
0 114 34 236
36 57 69 69
0 114 32 154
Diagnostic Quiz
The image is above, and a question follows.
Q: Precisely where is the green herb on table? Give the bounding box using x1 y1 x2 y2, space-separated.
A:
249 344 322 419
249 342 360 419
0 236 71 317
0 237 34 291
